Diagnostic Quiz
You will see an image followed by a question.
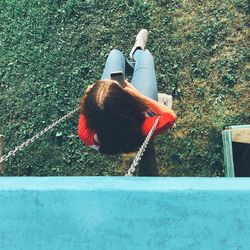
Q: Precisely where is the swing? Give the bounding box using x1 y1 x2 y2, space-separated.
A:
0 94 173 176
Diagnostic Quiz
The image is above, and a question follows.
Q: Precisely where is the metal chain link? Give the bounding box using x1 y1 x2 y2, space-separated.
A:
126 116 160 176
0 106 159 176
0 107 79 164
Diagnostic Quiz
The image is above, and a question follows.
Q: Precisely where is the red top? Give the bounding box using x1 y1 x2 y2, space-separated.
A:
78 112 176 149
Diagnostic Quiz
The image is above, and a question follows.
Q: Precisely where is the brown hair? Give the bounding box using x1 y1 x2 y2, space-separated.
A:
80 80 148 154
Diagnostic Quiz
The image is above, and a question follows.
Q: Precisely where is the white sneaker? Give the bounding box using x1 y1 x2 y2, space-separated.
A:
129 29 149 60
157 93 173 109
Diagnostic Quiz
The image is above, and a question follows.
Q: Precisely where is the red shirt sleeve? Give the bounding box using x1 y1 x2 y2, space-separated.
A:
78 114 95 146
141 112 176 138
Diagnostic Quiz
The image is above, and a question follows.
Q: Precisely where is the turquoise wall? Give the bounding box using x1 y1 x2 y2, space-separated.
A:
0 177 250 250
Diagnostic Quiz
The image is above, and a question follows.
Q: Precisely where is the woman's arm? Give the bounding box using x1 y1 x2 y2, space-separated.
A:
139 94 176 118
124 81 176 118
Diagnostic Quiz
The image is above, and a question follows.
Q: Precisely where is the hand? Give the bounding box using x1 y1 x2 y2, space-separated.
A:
80 83 95 110
124 80 143 99
84 83 95 96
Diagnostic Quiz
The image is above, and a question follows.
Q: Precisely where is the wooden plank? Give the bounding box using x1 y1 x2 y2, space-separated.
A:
231 128 250 144
227 125 250 130
222 130 235 177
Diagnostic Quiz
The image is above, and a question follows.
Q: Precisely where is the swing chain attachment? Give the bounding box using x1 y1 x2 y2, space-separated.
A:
0 107 79 164
126 116 160 177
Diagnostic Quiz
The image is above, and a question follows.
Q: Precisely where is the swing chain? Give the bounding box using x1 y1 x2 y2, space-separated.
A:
0 107 79 164
126 116 160 176
1 106 159 177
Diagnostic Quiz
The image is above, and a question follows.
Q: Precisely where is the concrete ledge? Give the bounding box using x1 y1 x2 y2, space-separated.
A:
0 177 250 250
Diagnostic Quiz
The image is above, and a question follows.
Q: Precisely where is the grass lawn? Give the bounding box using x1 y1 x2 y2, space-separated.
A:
0 0 249 176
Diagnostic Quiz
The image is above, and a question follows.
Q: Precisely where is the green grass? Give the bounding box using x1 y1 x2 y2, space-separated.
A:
0 0 249 176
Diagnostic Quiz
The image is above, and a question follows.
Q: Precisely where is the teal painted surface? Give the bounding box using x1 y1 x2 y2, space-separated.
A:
222 130 235 177
0 177 250 250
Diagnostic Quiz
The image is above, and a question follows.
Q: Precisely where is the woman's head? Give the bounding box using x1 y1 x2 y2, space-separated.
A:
80 80 148 154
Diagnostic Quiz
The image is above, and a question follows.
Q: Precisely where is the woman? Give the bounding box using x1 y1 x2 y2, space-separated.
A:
78 29 176 155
